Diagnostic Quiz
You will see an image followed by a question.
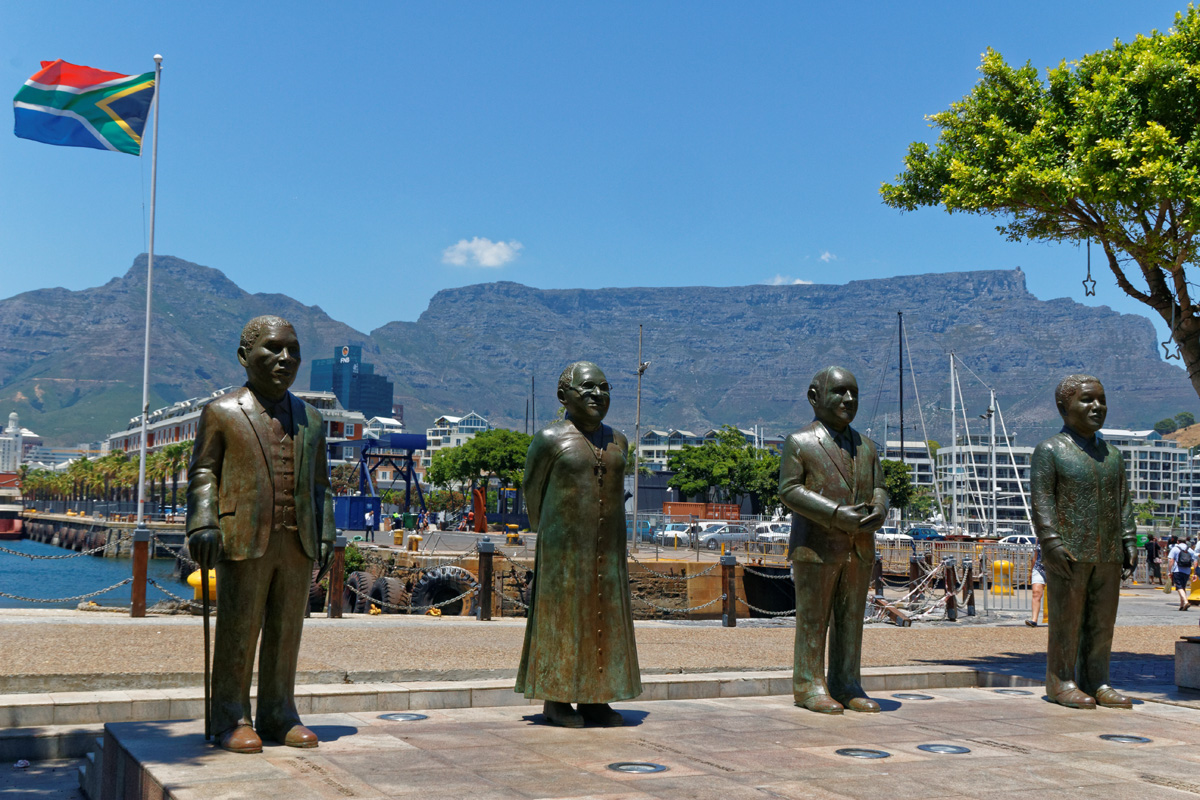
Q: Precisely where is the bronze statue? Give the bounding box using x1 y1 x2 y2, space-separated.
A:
1031 374 1136 709
515 361 641 727
779 366 888 714
187 315 335 753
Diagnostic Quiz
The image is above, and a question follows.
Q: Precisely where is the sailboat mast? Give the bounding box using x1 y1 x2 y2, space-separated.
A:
950 353 957 535
898 311 905 468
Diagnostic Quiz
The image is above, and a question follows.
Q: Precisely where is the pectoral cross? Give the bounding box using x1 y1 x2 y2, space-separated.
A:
594 463 607 486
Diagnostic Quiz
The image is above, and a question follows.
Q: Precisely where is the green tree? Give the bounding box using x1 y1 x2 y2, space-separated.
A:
331 463 359 495
667 425 780 513
1135 499 1158 526
882 9 1200 397
881 459 917 513
1177 411 1196 429
1155 418 1179 435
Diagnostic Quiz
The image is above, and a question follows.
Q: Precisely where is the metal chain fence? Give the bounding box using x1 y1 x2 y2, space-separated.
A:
627 551 720 580
631 592 726 614
735 596 796 616
0 577 133 604
344 580 479 613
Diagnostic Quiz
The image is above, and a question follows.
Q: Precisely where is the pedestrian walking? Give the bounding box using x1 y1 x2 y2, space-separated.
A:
1026 544 1046 627
1145 535 1163 586
1168 535 1196 611
364 508 375 543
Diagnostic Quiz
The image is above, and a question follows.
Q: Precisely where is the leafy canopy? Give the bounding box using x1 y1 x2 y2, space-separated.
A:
667 425 780 513
882 7 1200 392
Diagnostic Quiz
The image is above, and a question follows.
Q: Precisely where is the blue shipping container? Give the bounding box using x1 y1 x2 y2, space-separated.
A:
334 496 382 531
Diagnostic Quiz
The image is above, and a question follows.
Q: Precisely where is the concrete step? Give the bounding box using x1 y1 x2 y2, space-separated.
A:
0 665 1000 731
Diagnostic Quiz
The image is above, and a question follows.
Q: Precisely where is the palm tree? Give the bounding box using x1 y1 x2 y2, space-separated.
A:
159 442 192 514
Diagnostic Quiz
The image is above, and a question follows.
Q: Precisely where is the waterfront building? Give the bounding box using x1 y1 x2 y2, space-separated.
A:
1098 428 1186 522
309 344 394 421
365 416 405 439
638 429 703 471
883 440 937 492
0 412 23 472
421 413 490 469
104 388 366 464
936 433 1034 535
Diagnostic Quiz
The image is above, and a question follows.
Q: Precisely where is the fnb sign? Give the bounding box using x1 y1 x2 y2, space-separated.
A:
339 345 351 364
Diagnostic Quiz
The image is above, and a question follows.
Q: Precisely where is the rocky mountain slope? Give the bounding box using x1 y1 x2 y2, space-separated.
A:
1 255 1194 446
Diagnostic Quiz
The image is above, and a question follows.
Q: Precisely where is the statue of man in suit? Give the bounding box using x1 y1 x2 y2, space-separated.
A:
187 315 335 753
779 366 888 714
1032 374 1136 709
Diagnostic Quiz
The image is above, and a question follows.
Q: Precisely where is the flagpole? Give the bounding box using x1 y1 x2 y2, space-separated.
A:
131 54 162 619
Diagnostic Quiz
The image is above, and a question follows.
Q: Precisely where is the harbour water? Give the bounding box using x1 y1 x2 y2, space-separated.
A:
0 538 182 609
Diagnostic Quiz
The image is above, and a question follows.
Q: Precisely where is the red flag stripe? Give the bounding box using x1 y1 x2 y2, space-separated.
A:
29 59 134 89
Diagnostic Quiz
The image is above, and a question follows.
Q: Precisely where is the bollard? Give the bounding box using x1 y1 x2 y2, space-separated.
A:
872 551 884 599
131 527 150 618
992 559 1014 595
908 555 921 600
962 558 976 616
477 537 495 621
328 536 346 618
720 554 737 627
943 557 958 622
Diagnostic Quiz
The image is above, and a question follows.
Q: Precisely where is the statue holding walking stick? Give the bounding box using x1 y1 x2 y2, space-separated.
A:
186 315 336 753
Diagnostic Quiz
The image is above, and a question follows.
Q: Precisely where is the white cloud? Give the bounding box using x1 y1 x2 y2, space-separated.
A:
765 274 813 286
442 237 523 268
819 251 836 263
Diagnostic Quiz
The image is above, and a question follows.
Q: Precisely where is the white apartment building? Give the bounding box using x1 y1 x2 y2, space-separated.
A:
104 387 367 463
883 440 936 492
422 412 490 468
0 412 23 473
1098 428 1186 521
637 429 704 471
365 416 405 438
936 433 1034 535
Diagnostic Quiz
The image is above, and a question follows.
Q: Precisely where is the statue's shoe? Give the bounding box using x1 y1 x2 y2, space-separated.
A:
218 724 263 754
1092 686 1133 709
578 703 625 727
259 723 319 748
543 701 585 728
836 695 881 713
1051 687 1097 709
795 694 844 714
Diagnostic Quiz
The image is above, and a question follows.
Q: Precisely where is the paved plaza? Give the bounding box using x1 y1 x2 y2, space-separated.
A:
99 688 1200 800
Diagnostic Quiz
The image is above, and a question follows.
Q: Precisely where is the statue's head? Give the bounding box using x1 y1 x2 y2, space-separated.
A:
557 361 610 431
808 366 858 432
1055 374 1106 437
238 315 300 401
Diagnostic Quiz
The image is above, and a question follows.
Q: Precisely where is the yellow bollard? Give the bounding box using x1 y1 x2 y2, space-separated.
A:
187 569 217 601
992 560 1014 596
1188 570 1200 607
407 534 422 552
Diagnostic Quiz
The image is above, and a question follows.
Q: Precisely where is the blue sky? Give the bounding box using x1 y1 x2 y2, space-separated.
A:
0 1 1191 347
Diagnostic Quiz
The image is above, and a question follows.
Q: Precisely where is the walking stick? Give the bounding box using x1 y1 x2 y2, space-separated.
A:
201 565 212 741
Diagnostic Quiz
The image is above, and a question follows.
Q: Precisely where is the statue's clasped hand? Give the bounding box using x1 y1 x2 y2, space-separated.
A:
188 528 223 571
833 503 873 533
1042 539 1076 579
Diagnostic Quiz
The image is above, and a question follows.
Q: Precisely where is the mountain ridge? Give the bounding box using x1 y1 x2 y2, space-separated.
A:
0 255 1193 447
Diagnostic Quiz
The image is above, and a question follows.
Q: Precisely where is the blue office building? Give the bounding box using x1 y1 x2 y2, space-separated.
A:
309 344 394 421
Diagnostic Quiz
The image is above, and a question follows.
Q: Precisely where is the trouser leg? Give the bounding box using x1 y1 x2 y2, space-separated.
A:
1078 562 1121 694
792 561 836 701
255 530 312 732
827 557 870 698
1045 563 1089 697
211 554 272 735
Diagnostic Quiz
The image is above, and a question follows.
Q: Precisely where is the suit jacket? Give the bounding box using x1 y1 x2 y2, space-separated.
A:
1031 428 1135 563
186 386 335 562
778 420 888 564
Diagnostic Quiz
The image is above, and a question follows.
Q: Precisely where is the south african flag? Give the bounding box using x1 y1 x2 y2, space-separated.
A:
13 60 155 155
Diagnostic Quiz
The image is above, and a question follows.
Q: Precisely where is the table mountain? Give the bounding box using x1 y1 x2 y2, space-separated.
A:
0 255 1194 447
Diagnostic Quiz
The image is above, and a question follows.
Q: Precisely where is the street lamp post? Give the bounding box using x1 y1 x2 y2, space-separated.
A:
632 325 650 554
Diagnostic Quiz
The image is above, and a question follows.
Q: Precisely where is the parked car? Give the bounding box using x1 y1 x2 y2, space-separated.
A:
906 526 944 541
697 523 752 550
875 529 914 545
754 522 791 543
656 523 694 547
997 534 1037 548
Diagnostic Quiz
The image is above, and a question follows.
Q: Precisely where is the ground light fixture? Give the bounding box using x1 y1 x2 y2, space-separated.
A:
892 693 934 700
835 748 890 759
993 689 1034 696
378 713 428 722
917 744 971 754
607 762 668 773
1098 734 1151 744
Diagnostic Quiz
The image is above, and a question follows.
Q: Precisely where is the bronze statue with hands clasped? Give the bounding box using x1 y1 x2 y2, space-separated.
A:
779 366 888 714
186 315 336 753
1032 374 1136 710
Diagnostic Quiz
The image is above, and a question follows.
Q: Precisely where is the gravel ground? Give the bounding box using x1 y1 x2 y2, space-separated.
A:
0 586 1193 681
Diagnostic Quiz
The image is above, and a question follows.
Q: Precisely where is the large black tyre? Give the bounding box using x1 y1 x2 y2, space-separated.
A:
344 570 374 613
309 567 327 613
410 566 478 616
369 577 408 613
